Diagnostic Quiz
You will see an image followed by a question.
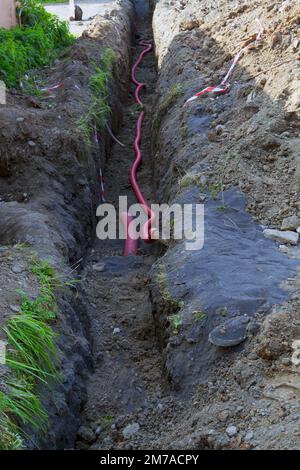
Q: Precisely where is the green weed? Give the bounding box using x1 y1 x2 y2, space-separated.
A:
160 84 184 114
0 254 68 449
0 380 47 430
210 153 241 204
20 76 43 98
170 314 182 335
77 48 115 142
156 263 172 302
100 415 113 428
0 1 74 88
209 183 222 200
0 414 23 450
193 311 207 322
216 204 229 212
13 242 30 251
156 264 184 312
179 172 202 191
4 308 59 383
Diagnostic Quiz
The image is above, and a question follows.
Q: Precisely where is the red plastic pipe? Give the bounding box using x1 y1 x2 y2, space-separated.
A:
120 212 138 256
123 39 156 256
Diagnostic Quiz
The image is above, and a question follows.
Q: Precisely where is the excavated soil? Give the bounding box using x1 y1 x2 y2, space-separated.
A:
0 0 134 449
75 0 300 451
76 23 169 449
0 0 300 451
147 0 300 450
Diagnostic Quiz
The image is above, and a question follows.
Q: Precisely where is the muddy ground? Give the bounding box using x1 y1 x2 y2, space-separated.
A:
0 0 300 450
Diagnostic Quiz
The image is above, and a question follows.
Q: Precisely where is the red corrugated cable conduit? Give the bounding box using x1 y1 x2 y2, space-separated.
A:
121 39 156 256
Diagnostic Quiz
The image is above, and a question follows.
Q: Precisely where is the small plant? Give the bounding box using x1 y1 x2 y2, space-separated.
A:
156 263 184 312
0 414 23 450
216 204 229 212
30 255 78 289
156 263 171 302
193 311 207 322
179 172 200 190
209 183 222 200
161 84 184 112
170 314 182 335
77 116 92 143
14 242 30 251
211 153 241 205
0 380 47 430
100 415 113 429
20 76 43 97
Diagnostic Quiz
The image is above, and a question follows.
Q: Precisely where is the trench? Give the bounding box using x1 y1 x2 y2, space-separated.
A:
74 5 169 450
70 0 300 449
0 0 297 451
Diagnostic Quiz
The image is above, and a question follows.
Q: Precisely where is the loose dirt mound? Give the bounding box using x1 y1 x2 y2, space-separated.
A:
148 0 300 449
153 0 300 226
0 0 133 449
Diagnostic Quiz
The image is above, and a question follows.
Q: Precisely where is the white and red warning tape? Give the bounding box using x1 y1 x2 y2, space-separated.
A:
40 82 63 93
99 168 106 203
93 125 107 203
185 19 264 104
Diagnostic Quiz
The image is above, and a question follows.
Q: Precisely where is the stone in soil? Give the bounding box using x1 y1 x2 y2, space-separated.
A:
77 426 96 444
209 315 250 347
281 215 300 231
226 425 238 437
122 423 140 439
263 229 299 245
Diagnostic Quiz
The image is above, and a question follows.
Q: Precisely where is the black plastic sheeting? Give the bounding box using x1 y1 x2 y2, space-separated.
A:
168 187 298 315
154 187 299 388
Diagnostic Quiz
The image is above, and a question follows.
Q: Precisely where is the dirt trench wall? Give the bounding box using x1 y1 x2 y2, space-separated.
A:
152 0 300 216
150 0 300 391
0 0 133 449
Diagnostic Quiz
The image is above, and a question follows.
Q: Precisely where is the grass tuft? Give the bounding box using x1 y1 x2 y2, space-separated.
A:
156 263 184 312
0 380 47 430
170 314 182 335
0 254 71 449
0 414 23 450
4 310 59 383
77 48 115 142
